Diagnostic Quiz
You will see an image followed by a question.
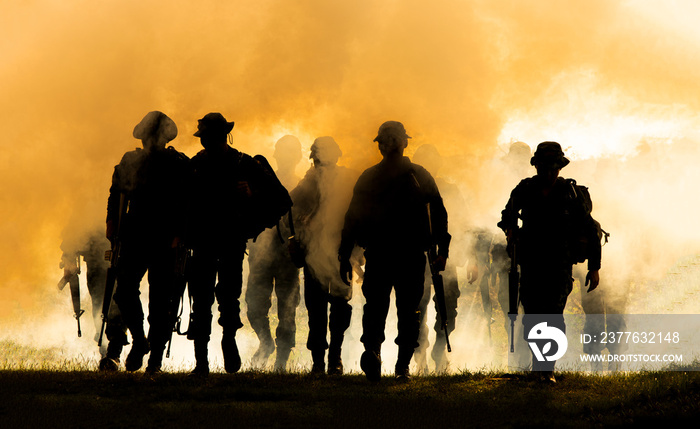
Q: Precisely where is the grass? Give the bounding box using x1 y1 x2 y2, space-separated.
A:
1 363 699 428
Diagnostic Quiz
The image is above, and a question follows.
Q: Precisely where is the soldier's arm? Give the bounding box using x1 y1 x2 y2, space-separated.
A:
106 166 122 241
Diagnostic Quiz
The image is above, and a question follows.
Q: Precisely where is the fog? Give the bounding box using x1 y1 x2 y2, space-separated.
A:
2 0 700 373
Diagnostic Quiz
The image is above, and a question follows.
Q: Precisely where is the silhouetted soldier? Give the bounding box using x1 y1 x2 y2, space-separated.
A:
107 111 190 373
245 135 303 371
59 223 128 369
498 142 601 383
290 136 360 375
339 121 450 381
411 143 475 373
187 112 269 376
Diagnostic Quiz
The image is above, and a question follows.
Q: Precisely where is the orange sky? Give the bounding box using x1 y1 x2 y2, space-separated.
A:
3 0 700 321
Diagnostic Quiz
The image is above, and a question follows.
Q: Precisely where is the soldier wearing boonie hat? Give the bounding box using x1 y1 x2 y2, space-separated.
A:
498 141 601 383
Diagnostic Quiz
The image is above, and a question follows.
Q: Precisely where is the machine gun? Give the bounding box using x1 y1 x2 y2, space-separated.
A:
58 255 84 337
98 193 128 347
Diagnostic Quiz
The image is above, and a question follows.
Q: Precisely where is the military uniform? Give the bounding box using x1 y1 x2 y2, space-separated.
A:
108 112 189 372
60 228 127 361
340 153 450 379
187 144 265 373
292 138 358 374
498 142 601 376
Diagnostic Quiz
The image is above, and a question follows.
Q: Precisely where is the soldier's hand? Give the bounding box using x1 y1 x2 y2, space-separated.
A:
585 270 600 292
237 181 252 197
339 258 353 286
433 255 447 273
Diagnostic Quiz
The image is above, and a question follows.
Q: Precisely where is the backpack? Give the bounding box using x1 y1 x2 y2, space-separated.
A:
566 179 609 264
242 155 293 241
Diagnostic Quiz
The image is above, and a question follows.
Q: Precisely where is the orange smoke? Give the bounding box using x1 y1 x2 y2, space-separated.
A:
2 0 700 325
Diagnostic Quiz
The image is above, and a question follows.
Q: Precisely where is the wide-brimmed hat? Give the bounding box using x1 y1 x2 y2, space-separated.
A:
530 141 570 168
373 121 411 142
193 112 234 137
133 111 178 142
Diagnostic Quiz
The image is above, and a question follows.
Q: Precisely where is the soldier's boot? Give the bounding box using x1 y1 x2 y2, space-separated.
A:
395 347 413 381
327 346 343 376
431 335 449 374
222 331 241 374
360 349 382 382
252 332 275 368
125 336 150 372
145 341 166 374
190 340 210 377
99 340 124 372
310 349 326 374
273 347 292 372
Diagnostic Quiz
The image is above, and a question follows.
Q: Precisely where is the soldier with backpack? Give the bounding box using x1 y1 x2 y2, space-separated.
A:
498 141 602 383
186 112 292 376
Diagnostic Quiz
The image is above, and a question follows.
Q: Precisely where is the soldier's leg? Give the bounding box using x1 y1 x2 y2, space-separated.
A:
113 246 150 371
431 263 460 372
215 243 246 373
394 251 427 379
245 257 276 366
85 261 107 345
520 265 571 377
144 247 180 373
413 261 432 374
188 250 218 375
360 254 393 381
273 260 301 371
101 300 128 370
304 266 329 373
328 292 352 375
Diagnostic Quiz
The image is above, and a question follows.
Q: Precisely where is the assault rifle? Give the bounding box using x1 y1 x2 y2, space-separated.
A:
507 200 520 354
427 202 452 353
58 255 84 337
98 193 128 347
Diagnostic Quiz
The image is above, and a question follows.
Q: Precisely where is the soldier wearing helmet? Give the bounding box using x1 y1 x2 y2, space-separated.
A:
339 121 450 381
290 136 360 375
107 111 190 373
498 141 601 383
